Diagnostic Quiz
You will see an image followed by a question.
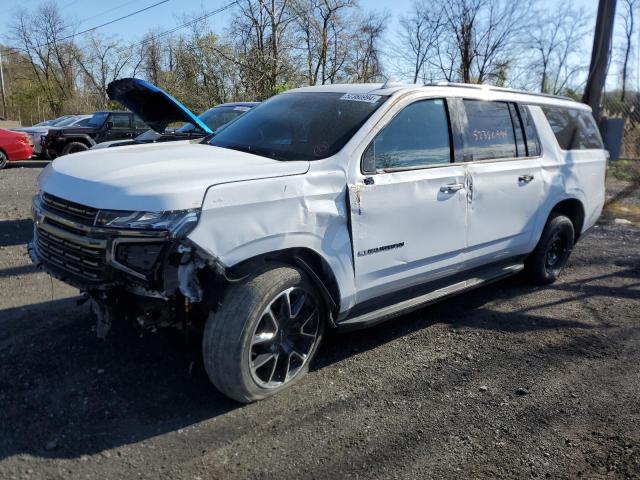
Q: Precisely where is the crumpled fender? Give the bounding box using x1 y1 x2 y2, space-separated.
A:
187 169 357 312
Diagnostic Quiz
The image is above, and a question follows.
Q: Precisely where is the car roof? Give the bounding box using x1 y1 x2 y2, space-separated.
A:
283 82 589 111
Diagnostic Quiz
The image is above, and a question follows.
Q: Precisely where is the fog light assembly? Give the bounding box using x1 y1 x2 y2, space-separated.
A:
114 242 165 275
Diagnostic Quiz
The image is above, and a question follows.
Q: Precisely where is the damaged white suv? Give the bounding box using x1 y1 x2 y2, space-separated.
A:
30 80 606 402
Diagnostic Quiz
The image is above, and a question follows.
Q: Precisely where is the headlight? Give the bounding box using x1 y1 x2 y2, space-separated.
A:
95 208 200 237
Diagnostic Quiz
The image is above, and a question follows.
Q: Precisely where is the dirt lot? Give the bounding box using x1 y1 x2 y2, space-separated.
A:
0 162 639 479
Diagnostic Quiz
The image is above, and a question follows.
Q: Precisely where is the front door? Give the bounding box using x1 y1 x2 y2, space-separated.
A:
349 98 468 304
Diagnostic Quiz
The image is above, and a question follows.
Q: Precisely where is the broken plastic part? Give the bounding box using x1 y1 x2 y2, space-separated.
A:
177 254 206 303
90 296 112 339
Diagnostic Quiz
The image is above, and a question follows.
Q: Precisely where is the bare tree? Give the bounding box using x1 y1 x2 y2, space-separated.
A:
231 0 299 99
291 0 354 85
619 0 638 101
403 0 530 84
347 11 386 82
526 5 590 94
74 34 135 109
397 1 445 83
9 2 79 115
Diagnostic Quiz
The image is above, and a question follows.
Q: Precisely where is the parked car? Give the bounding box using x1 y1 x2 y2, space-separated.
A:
41 111 150 157
29 82 606 403
92 103 259 150
15 115 92 158
90 78 258 150
0 128 33 168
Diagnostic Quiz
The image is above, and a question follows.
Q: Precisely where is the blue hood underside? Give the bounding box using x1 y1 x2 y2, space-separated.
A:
106 78 213 135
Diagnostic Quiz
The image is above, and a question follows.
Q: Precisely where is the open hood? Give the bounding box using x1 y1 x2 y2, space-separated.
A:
107 78 212 135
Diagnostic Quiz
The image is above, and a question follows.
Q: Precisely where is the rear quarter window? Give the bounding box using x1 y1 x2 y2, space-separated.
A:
540 106 603 150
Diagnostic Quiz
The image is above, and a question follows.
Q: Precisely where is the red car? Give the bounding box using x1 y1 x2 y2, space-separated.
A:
0 128 33 169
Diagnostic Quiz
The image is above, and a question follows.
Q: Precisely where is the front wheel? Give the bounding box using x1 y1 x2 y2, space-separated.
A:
524 213 575 285
203 263 325 403
0 151 8 169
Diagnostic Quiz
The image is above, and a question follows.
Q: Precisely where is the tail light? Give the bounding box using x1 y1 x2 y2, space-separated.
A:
18 135 32 146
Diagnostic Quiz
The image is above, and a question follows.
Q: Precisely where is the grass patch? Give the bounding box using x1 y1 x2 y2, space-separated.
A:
609 159 640 181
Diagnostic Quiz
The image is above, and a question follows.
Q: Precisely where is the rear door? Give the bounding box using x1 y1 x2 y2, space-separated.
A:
460 100 544 265
348 98 468 303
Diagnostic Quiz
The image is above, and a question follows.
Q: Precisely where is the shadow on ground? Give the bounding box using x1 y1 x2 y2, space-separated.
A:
2 264 630 461
0 219 33 247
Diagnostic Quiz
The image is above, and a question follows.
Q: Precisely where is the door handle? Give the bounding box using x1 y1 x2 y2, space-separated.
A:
518 174 534 183
440 183 464 193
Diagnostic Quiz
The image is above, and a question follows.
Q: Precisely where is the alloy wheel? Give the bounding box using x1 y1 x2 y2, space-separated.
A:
249 287 321 388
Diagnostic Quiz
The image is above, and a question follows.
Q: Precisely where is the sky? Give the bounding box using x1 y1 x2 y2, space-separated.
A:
0 0 627 88
0 0 598 45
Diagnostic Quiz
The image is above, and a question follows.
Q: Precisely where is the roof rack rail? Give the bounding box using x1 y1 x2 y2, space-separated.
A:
425 82 577 103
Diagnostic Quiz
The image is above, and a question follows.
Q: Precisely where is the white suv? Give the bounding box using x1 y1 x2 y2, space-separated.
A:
30 82 606 402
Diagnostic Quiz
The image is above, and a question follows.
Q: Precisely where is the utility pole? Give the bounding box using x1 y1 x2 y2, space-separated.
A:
582 0 617 122
0 47 7 120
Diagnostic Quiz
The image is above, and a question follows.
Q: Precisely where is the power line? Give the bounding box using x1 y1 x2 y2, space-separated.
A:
77 0 143 26
56 0 171 42
120 1 239 53
3 0 170 58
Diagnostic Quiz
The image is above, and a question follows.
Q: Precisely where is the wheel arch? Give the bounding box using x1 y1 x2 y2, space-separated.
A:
550 198 585 242
62 135 96 147
226 247 342 326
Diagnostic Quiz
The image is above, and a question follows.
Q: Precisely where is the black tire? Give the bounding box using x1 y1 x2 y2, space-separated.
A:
524 213 575 285
203 263 325 403
61 141 89 156
0 150 7 169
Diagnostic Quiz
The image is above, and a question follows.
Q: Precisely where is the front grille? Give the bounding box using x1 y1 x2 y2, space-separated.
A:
35 227 106 282
42 193 98 225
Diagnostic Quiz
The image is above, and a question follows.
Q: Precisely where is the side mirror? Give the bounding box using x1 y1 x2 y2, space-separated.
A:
105 121 114 130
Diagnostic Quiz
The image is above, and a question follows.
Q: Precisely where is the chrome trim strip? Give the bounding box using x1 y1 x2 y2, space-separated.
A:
37 221 107 248
34 198 169 239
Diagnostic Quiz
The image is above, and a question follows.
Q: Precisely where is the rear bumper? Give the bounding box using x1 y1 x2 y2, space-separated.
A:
7 143 33 161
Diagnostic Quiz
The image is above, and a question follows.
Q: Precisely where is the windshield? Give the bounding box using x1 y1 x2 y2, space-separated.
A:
86 112 109 128
178 106 250 134
44 116 71 127
73 117 92 127
208 92 387 161
54 116 82 127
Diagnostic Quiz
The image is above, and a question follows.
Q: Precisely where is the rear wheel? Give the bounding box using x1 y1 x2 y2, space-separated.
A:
524 213 575 285
61 141 89 155
0 151 7 169
203 263 325 403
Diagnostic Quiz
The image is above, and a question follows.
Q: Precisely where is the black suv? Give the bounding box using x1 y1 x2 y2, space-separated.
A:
41 111 149 157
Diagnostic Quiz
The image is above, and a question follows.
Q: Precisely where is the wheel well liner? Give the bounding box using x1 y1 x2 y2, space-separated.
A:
550 198 585 241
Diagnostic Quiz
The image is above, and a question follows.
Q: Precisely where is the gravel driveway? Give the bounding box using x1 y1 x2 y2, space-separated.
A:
1 162 639 479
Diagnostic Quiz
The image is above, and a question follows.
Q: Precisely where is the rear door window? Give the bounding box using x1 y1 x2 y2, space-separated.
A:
362 99 451 172
540 106 603 150
462 100 517 161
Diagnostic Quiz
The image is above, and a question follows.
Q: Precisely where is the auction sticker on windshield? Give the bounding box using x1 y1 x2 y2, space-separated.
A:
340 93 381 103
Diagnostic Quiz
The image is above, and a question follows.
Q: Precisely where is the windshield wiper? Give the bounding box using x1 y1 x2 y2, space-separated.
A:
218 143 281 159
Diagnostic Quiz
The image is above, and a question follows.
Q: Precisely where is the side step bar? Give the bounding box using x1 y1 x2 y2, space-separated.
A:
338 263 524 330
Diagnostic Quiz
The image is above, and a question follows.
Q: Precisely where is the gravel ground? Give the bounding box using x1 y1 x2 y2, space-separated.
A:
1 162 639 479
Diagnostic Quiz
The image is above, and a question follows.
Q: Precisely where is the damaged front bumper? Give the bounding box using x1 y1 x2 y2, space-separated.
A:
29 192 217 302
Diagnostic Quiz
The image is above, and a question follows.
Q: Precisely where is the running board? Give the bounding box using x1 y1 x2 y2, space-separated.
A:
338 263 524 330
